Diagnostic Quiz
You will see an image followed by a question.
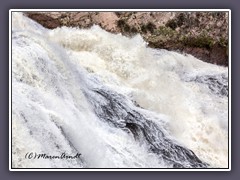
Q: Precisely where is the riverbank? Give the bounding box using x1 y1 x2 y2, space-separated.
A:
25 12 229 66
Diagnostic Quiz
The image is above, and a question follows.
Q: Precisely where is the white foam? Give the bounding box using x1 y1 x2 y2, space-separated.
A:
12 12 228 168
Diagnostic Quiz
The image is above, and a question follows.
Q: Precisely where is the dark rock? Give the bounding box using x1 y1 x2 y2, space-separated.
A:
26 13 61 29
210 44 228 66
83 85 209 168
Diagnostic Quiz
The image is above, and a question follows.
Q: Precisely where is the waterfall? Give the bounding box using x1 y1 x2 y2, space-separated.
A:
11 12 228 168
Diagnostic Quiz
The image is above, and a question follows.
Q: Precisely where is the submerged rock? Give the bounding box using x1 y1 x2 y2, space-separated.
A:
84 87 209 168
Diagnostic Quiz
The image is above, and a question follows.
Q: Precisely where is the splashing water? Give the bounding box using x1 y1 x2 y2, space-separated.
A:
11 12 228 168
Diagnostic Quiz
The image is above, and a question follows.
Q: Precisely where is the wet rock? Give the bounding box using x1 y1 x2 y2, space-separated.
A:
84 87 209 168
210 43 228 66
26 13 61 29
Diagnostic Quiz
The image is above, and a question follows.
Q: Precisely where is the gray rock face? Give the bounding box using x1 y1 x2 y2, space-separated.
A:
84 84 209 168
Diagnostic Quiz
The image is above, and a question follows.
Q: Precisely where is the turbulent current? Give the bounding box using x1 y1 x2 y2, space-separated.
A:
11 12 228 168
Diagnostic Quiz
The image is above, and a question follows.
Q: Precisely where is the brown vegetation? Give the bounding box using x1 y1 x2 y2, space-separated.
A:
25 12 229 66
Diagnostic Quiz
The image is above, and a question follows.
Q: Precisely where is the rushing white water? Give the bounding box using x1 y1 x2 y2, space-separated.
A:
11 12 228 168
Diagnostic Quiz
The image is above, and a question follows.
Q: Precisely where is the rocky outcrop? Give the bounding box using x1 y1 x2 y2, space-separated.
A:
25 12 229 66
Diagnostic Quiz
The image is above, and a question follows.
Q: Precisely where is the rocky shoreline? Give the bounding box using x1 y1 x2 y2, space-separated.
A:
25 12 229 66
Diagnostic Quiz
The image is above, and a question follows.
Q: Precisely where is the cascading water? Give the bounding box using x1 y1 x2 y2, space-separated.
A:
11 12 228 168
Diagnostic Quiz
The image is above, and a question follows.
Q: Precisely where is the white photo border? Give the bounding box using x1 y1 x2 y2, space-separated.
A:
9 9 231 171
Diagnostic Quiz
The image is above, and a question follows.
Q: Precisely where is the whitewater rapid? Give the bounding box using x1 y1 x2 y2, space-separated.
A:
11 12 228 168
